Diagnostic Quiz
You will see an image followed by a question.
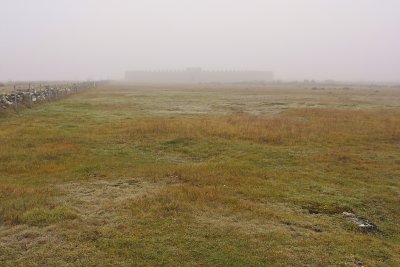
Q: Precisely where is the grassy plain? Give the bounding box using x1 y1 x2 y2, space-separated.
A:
1 83 400 266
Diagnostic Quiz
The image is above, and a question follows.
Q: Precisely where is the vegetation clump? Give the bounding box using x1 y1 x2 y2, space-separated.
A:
21 207 77 226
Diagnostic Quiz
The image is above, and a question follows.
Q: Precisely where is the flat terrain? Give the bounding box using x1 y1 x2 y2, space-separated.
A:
1 83 400 266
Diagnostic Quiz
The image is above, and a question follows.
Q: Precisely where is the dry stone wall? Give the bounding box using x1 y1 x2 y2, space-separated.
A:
0 82 96 112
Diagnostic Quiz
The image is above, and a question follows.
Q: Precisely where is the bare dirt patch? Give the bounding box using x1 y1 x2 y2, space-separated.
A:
0 177 171 264
194 201 325 237
0 224 61 262
56 177 170 224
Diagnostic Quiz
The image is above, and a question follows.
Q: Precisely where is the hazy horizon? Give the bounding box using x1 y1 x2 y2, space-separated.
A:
1 0 400 82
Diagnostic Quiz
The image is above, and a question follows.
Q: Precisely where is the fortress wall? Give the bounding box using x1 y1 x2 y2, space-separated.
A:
125 69 273 83
198 71 273 83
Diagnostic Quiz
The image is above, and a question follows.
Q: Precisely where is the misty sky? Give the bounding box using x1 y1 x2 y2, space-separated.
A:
1 0 399 82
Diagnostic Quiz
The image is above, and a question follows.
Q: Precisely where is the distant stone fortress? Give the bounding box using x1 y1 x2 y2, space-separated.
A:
125 68 273 83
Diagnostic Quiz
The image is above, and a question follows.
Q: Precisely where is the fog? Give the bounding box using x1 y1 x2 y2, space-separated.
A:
1 0 399 82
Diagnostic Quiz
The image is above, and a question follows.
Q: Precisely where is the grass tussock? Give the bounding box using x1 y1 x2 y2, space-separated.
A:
21 206 77 226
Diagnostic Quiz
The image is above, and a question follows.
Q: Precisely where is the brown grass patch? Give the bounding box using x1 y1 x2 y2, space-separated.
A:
95 109 400 146
35 143 79 154
0 184 51 225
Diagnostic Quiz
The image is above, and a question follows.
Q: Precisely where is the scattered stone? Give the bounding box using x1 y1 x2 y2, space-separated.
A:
342 212 378 232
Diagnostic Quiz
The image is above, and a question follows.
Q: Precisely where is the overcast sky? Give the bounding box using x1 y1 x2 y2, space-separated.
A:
1 0 399 81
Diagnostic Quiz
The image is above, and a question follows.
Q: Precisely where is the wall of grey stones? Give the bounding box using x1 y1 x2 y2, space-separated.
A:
0 82 96 113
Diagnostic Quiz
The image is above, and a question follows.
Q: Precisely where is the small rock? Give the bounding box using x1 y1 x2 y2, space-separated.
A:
354 258 364 267
342 212 378 232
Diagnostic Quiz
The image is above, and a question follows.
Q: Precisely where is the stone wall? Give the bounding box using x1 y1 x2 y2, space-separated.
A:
0 82 95 113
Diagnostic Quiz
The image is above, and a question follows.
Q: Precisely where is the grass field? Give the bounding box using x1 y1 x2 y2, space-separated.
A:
1 83 400 266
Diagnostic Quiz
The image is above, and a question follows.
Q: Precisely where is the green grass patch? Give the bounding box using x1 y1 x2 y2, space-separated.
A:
21 207 78 226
